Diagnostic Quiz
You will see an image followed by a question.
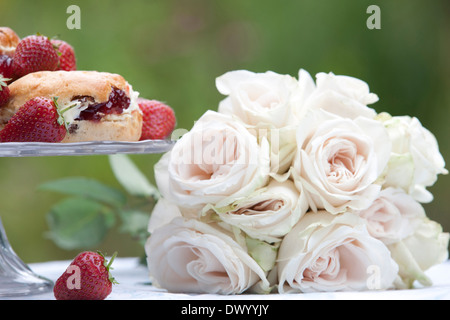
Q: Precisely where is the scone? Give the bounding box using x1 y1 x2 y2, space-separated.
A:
0 70 143 142
0 27 20 57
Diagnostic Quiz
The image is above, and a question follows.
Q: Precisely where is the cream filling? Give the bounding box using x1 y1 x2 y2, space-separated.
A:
0 44 15 55
57 82 141 125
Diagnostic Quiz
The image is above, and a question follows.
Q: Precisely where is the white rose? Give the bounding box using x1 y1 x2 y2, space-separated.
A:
147 197 199 233
380 114 448 203
154 110 270 210
245 123 298 177
292 109 391 214
356 187 425 244
145 217 269 294
292 70 378 121
216 70 301 128
210 179 309 243
147 198 182 233
267 126 298 177
277 211 399 293
388 218 449 288
315 72 379 105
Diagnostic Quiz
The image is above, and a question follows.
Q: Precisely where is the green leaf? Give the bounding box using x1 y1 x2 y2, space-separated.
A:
108 154 160 199
39 177 127 207
46 197 116 250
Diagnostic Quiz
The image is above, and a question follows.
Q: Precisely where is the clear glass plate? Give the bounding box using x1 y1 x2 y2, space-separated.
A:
0 140 175 157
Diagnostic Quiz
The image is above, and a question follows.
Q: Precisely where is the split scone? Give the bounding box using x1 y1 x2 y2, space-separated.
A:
0 70 142 142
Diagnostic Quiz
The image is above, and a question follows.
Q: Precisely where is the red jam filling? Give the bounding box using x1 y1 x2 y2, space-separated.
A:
75 87 130 122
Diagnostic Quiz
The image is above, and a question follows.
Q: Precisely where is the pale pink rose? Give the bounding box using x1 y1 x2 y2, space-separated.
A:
154 110 270 210
315 72 379 106
147 197 199 233
147 198 182 233
388 218 449 288
145 217 269 294
356 187 425 244
216 70 301 128
292 109 391 214
292 70 378 121
380 114 448 203
277 211 398 293
210 179 309 243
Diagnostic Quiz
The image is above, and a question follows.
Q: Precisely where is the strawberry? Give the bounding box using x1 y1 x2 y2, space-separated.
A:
0 75 10 106
138 98 176 140
53 251 118 300
0 54 14 79
0 96 67 142
51 39 76 71
12 35 59 78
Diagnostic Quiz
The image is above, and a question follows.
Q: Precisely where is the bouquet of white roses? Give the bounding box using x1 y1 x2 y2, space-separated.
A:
144 68 449 294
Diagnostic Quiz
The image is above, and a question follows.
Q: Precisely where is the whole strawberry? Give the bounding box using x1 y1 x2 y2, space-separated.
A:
0 76 10 106
0 97 66 142
53 251 118 300
51 39 76 71
138 98 176 140
12 35 59 78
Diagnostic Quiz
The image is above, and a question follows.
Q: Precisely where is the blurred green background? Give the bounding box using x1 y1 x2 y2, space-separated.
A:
0 0 448 263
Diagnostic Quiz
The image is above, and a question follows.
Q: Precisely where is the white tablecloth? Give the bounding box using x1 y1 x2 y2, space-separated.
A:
5 258 450 300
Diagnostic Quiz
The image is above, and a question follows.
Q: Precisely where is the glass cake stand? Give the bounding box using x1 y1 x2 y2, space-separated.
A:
0 140 174 297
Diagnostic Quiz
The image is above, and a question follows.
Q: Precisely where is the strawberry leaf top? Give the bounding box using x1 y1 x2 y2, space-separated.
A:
53 96 79 132
98 251 119 285
0 75 10 89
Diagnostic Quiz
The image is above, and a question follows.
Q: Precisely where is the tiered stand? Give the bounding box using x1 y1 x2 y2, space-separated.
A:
0 140 174 297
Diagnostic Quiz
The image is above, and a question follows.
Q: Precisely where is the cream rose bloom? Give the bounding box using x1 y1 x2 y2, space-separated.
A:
379 113 448 203
356 187 425 245
277 211 398 293
147 198 182 233
209 179 309 243
145 217 269 294
388 218 449 288
247 124 298 177
147 197 199 233
292 109 391 214
292 69 378 121
216 69 301 128
154 110 270 210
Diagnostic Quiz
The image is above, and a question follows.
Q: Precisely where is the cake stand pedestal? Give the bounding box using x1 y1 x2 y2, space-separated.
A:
0 218 53 296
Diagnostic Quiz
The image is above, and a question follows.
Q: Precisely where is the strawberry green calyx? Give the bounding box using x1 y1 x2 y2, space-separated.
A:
0 76 11 106
53 97 67 129
51 40 63 57
98 251 119 285
53 96 77 132
35 32 52 42
0 76 11 89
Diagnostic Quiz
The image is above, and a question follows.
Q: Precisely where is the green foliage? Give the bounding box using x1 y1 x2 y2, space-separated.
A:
46 197 115 250
108 154 160 199
39 177 127 207
41 155 157 250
